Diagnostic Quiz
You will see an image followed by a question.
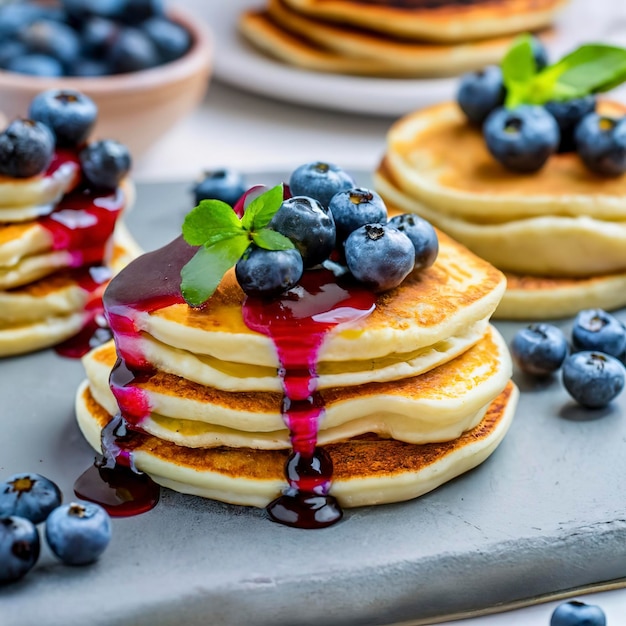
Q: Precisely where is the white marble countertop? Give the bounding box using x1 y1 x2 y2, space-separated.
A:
128 2 626 622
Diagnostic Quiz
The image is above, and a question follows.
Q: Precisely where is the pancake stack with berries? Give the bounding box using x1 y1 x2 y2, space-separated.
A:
375 36 626 319
0 89 139 357
238 0 568 77
75 161 518 527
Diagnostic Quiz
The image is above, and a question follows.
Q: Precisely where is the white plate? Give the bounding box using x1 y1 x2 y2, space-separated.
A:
180 0 625 117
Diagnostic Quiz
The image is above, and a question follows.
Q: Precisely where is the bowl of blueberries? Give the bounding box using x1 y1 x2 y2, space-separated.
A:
0 0 213 157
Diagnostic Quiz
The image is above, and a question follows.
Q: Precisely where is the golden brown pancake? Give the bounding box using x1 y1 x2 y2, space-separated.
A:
280 0 569 42
76 380 518 508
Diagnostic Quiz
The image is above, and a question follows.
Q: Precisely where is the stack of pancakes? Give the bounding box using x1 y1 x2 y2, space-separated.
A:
75 230 518 510
238 0 568 78
0 150 138 357
374 100 626 319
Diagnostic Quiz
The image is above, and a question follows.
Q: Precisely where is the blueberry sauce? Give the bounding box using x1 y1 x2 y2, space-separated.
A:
84 236 376 527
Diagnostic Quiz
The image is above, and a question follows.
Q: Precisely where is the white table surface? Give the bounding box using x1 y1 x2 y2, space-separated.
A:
128 2 626 620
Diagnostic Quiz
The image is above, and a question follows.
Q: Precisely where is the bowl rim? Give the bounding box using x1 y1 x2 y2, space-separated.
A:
0 5 213 94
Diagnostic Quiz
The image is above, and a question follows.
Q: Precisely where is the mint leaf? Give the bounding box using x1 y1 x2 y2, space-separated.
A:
241 184 284 231
501 34 537 88
182 200 243 247
181 234 250 306
252 228 295 251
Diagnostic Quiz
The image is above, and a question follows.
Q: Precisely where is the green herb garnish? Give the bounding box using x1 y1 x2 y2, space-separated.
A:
180 185 294 306
502 36 626 108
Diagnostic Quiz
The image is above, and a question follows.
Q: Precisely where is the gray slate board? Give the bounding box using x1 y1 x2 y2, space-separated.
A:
2 177 626 626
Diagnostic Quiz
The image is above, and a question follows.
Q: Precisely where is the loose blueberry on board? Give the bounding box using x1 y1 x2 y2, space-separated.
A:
269 196 336 268
0 118 54 178
571 308 626 359
483 105 560 172
562 351 625 409
192 169 247 207
575 113 626 177
0 473 62 524
141 16 191 63
0 516 40 585
550 600 606 626
4 53 63 77
45 502 112 566
79 139 132 190
387 213 439 271
344 223 415 292
235 246 304 298
545 96 596 153
328 187 388 243
289 161 355 209
456 65 505 126
29 89 98 148
511 323 568 376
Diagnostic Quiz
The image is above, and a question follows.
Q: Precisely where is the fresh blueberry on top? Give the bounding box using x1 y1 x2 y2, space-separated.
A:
141 16 191 63
193 169 246 207
0 516 40 585
562 351 625 409
289 161 355 209
387 213 438 271
5 53 63 77
545 96 596 152
0 118 54 178
235 245 303 298
0 473 62 524
571 308 626 358
456 65 505 126
575 113 626 177
107 26 160 73
79 139 131 190
18 19 81 68
510 323 568 376
328 187 388 243
269 196 336 268
550 600 606 626
529 35 549 71
483 105 560 172
344 223 415 292
45 501 111 566
29 89 98 148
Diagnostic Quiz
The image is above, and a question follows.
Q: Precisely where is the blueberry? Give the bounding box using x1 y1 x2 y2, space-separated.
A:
550 600 606 626
235 245 303 298
289 161 355 209
456 65 505 126
117 0 165 25
484 105 560 172
141 16 191 63
0 119 54 179
69 58 112 77
0 473 62 524
19 19 81 68
510 323 568 376
562 351 625 409
545 96 596 152
29 89 98 148
0 4 48 39
572 308 626 358
80 16 121 57
79 139 132 190
344 223 415 292
45 502 111 566
61 0 125 22
193 169 246 207
0 516 40 585
387 213 438 271
269 196 336 268
5 53 64 77
328 187 388 243
107 26 160 73
575 113 626 177
0 39 28 69
530 35 549 71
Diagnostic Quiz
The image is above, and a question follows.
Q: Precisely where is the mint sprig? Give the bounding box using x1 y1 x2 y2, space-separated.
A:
502 37 626 109
180 185 294 307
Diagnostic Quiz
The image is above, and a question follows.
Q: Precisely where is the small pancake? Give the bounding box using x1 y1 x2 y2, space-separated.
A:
280 0 569 42
385 100 626 222
75 379 518 508
240 1 520 78
83 324 512 447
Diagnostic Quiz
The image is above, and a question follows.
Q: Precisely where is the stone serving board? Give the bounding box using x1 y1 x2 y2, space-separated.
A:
2 177 626 626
